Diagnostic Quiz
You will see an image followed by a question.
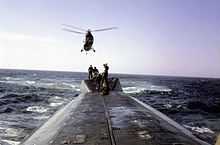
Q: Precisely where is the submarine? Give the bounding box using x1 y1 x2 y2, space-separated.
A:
21 78 211 145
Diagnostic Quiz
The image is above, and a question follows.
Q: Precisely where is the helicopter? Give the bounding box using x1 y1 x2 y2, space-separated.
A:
62 24 117 53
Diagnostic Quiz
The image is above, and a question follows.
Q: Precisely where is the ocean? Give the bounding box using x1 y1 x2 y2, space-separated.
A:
0 69 219 145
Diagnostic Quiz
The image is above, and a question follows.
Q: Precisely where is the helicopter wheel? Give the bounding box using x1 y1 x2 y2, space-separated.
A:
81 49 83 52
92 48 96 52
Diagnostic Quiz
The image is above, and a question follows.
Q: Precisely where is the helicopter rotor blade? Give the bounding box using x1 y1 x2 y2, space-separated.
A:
62 24 87 32
91 27 118 32
62 28 85 34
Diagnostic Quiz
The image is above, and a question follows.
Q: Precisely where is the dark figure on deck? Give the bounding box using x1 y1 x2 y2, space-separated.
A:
101 64 109 95
88 65 93 80
93 67 99 78
103 64 109 78
96 73 102 92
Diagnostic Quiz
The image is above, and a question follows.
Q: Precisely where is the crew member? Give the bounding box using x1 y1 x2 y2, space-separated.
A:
88 65 93 80
96 73 102 92
93 67 99 78
101 63 109 95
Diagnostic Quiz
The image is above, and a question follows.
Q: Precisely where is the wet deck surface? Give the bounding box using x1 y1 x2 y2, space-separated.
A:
51 92 203 145
51 93 111 145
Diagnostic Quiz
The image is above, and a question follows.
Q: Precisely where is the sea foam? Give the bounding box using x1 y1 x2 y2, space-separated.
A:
26 106 48 113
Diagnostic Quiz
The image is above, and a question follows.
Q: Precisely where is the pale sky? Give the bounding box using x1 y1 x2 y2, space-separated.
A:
0 0 220 78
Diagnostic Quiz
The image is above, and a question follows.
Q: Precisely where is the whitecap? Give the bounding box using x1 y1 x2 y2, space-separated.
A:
123 84 171 94
164 104 172 109
1 139 20 145
183 125 215 134
36 82 77 91
123 87 146 94
53 96 63 100
36 82 54 88
60 83 80 91
0 77 35 88
48 96 66 107
4 128 23 137
26 106 48 113
149 85 172 92
49 102 63 107
3 77 11 80
62 83 77 89
25 81 36 85
26 81 79 91
48 96 66 102
3 77 24 81
0 127 4 130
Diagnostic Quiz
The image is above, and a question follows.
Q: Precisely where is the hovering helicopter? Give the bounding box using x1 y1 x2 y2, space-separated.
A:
62 24 117 53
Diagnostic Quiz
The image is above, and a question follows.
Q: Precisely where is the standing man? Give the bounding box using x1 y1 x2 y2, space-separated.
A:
93 67 99 78
88 65 93 80
103 64 109 78
96 73 102 92
101 63 109 95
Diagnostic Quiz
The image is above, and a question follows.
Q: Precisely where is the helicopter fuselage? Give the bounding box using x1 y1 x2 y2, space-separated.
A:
83 31 94 51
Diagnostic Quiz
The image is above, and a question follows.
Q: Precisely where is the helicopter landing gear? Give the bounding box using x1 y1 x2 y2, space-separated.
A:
81 49 83 52
92 48 96 52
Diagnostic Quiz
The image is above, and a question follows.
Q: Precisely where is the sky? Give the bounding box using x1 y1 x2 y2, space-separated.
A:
0 0 220 78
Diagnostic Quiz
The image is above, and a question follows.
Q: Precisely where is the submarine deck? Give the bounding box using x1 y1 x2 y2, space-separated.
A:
50 92 207 145
21 80 210 145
